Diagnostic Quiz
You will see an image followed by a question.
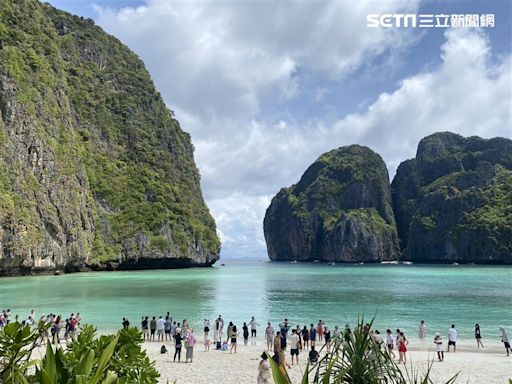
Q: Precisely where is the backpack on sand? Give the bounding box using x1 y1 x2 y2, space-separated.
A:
160 345 167 354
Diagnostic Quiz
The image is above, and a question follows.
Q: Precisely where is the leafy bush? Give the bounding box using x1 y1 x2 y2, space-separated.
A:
0 322 159 384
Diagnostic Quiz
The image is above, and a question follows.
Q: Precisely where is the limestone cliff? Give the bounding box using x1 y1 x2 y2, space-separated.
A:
391 132 512 264
264 145 399 262
0 0 220 275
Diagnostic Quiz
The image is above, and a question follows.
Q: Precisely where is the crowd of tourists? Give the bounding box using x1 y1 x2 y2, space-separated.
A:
1 308 510 365
122 312 512 368
0 308 82 344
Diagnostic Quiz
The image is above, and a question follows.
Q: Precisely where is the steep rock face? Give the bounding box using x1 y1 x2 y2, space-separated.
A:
264 145 399 262
391 132 512 264
0 0 220 275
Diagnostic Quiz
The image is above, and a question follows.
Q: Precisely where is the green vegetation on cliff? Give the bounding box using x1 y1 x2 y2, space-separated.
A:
392 132 512 263
264 145 399 262
0 0 219 273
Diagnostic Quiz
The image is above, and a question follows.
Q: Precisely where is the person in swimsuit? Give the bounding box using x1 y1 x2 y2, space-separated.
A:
317 320 324 341
475 323 484 348
324 326 332 352
398 332 408 364
230 325 238 354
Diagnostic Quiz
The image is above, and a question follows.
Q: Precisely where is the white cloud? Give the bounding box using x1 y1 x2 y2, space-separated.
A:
92 1 510 258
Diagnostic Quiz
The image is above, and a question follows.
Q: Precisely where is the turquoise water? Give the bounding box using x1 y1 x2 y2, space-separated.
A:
0 260 511 341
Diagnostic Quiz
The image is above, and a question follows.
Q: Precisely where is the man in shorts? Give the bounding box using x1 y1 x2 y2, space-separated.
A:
150 316 157 341
448 324 457 352
289 329 300 365
386 329 395 359
157 316 166 342
164 316 172 341
141 316 149 340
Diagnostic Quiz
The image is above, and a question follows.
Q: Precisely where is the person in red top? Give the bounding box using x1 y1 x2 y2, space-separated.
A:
398 332 408 364
317 320 324 342
70 317 78 337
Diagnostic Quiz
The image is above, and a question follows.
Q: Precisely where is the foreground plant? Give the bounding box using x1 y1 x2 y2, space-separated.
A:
0 321 49 383
36 325 159 384
0 322 159 383
268 317 459 384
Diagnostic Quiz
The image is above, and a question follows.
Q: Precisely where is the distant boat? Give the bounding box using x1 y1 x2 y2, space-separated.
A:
328 262 336 266
359 262 364 265
313 260 320 263
453 262 459 266
290 260 298 264
381 260 399 264
220 263 226 266
402 261 413 265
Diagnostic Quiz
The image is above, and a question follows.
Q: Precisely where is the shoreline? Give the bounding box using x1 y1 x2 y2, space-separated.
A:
1 259 511 278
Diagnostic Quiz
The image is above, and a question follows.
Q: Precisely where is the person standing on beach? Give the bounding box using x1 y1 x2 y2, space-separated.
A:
141 317 148 340
122 317 130 329
249 316 259 338
434 333 444 361
447 324 457 352
289 329 300 365
398 332 408 364
203 318 210 339
324 326 332 352
227 321 234 343
499 327 511 356
419 320 426 339
279 319 292 350
218 315 224 340
174 330 183 362
273 331 282 360
171 321 177 342
257 352 272 384
309 324 317 347
474 323 483 348
214 317 220 343
386 329 395 359
243 322 249 346
185 329 196 363
230 325 239 354
265 322 275 351
157 316 165 342
150 317 157 341
302 326 310 349
296 325 303 350
317 320 324 342
164 317 172 341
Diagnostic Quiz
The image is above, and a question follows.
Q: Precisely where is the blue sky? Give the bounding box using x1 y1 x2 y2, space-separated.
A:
47 0 511 259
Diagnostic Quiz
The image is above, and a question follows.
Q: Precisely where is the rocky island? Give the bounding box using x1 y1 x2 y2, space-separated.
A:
392 132 512 264
264 133 511 264
264 145 399 262
0 0 220 275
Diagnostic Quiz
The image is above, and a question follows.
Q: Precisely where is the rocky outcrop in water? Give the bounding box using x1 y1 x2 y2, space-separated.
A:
391 132 512 264
264 145 399 262
0 0 220 275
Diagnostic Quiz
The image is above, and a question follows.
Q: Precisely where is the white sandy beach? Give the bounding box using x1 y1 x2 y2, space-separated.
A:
144 338 512 384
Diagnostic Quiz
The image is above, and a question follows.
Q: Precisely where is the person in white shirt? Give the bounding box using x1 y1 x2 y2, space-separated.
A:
448 324 457 352
156 316 166 342
386 329 395 359
289 329 300 365
249 316 260 338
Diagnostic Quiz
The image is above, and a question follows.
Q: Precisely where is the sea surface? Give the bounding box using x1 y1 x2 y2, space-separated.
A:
0 260 511 342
